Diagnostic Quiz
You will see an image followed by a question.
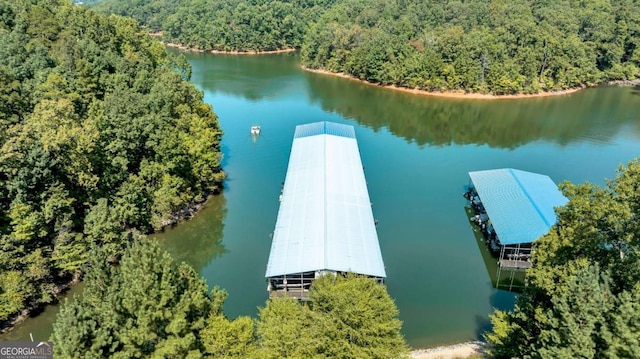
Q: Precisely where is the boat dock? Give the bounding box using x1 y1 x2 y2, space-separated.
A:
466 168 568 289
265 122 386 299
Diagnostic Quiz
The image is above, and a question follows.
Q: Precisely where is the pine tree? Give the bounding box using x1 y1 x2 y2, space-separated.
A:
537 266 613 358
253 275 410 359
602 290 640 358
51 239 223 358
254 298 324 358
309 274 409 359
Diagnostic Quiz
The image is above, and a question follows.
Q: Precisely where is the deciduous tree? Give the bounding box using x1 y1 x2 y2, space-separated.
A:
487 160 640 358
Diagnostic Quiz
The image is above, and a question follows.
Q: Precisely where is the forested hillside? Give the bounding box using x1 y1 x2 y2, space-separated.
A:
487 160 640 357
302 0 640 94
52 239 409 358
0 0 224 325
93 0 639 94
91 0 338 52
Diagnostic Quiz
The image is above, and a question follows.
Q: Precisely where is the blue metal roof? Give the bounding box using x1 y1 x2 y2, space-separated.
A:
266 122 385 278
294 121 356 139
468 169 568 246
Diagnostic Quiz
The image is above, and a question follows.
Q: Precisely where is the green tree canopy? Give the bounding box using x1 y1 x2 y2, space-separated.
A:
254 274 410 359
0 0 224 325
94 0 640 93
486 159 640 358
91 0 339 52
301 0 640 95
53 250 409 359
51 239 245 358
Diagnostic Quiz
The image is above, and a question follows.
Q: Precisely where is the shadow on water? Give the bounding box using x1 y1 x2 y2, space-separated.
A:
0 284 85 342
0 195 228 343
462 205 524 340
152 194 228 273
463 207 526 291
303 71 640 148
474 282 527 341
473 290 500 342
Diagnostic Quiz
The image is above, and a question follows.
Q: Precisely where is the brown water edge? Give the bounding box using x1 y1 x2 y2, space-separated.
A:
302 66 640 100
148 33 297 55
410 341 488 359
159 190 218 227
0 272 81 335
165 42 296 55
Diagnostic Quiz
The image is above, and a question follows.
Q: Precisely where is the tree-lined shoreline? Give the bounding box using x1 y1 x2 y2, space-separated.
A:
164 41 297 55
90 0 338 53
3 0 639 356
92 0 640 96
302 66 588 100
0 0 224 331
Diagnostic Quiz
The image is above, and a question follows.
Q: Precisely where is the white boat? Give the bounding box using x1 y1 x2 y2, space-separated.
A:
251 125 261 135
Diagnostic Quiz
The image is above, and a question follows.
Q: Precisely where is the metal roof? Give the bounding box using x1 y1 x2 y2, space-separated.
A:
265 122 386 278
468 168 568 246
294 121 356 139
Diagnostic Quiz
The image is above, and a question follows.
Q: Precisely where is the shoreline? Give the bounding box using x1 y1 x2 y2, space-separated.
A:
149 32 297 55
0 189 222 335
163 41 297 55
302 66 640 100
0 272 81 335
410 341 487 359
158 190 218 228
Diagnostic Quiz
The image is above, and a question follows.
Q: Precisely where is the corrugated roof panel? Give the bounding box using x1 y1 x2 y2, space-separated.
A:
266 122 385 278
468 168 568 246
294 121 356 139
510 169 568 227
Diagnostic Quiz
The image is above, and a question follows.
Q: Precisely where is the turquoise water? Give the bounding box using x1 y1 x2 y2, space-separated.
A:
177 52 640 347
3 52 639 348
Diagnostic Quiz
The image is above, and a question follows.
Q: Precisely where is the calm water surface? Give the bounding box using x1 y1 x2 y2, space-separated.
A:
3 52 640 348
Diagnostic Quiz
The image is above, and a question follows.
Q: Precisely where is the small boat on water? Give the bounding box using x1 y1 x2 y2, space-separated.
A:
251 125 261 135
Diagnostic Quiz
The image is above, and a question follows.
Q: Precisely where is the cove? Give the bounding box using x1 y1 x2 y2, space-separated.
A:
3 51 640 348
155 51 640 347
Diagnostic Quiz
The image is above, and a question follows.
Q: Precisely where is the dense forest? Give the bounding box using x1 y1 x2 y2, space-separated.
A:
487 160 640 357
302 0 640 94
94 0 640 94
52 239 409 358
0 0 224 325
91 0 338 52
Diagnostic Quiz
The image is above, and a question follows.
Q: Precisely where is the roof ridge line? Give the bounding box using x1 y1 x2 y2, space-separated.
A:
323 122 329 270
508 168 551 227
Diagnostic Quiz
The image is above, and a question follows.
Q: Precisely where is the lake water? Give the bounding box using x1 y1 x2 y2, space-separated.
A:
3 51 640 348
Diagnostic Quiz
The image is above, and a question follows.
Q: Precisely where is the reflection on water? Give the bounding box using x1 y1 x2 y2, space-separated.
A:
0 284 84 342
5 51 640 348
180 49 640 149
180 51 303 102
464 206 526 292
173 52 640 347
303 72 640 148
0 196 227 343
153 194 228 273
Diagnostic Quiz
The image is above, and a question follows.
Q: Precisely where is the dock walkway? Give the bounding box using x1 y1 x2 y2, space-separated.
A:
499 259 532 269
